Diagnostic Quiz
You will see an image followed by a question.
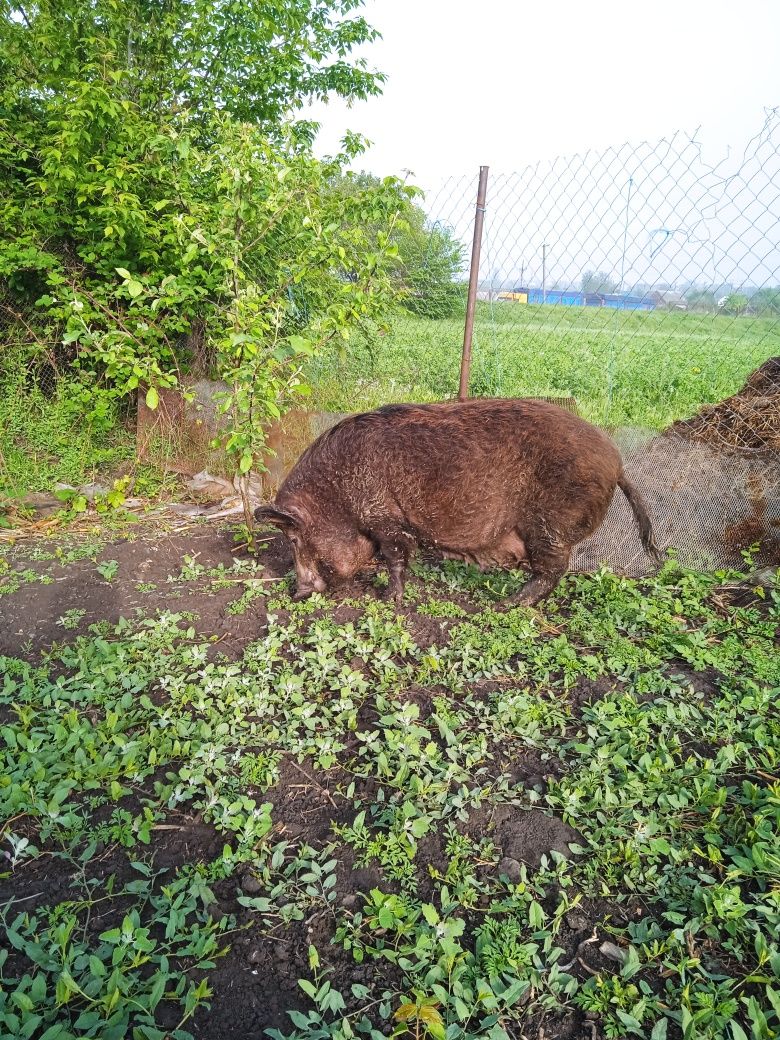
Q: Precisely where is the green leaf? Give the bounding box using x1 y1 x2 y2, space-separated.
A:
288 335 313 355
12 991 34 1012
237 896 272 912
621 944 642 979
288 1011 311 1029
128 279 143 298
421 904 439 926
410 816 430 838
616 1010 643 1034
148 973 167 1010
528 900 545 928
680 1007 693 1039
298 979 317 1000
146 386 159 410
650 1018 668 1040
39 1026 70 1040
378 905 395 929
89 955 107 978
134 1026 168 1040
115 267 132 280
766 987 780 1018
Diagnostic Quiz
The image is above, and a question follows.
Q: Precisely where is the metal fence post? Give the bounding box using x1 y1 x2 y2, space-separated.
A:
458 165 489 401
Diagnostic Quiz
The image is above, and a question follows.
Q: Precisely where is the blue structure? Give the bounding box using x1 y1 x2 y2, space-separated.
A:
515 287 655 311
599 293 655 311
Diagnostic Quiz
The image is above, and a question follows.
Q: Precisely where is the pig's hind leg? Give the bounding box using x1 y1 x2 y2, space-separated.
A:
511 530 571 607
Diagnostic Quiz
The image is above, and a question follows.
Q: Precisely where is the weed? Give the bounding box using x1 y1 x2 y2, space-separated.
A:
2 555 778 1039
308 304 779 429
226 582 266 615
56 608 86 630
0 864 221 1040
96 559 119 582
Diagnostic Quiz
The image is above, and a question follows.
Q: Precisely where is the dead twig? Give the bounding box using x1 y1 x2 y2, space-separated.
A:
577 956 600 976
286 760 338 809
4 891 43 905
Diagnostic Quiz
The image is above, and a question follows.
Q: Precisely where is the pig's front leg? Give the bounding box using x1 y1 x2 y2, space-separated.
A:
370 524 414 606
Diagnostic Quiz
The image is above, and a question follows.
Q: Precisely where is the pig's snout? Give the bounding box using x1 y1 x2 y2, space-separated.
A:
293 575 327 600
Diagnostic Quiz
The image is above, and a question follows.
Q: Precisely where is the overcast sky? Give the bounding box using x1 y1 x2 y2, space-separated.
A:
307 0 780 290
308 0 780 186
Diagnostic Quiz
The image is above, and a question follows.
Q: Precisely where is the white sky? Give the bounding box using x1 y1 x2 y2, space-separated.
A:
308 0 780 185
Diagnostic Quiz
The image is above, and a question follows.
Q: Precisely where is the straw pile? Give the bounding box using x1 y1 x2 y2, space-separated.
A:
664 357 780 455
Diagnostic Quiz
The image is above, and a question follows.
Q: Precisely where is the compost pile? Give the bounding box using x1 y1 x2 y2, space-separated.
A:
663 356 780 455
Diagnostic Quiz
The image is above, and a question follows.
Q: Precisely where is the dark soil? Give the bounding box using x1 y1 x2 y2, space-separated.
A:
0 523 290 659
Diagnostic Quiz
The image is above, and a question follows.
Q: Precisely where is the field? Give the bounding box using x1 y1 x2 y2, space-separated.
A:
309 304 780 429
2 303 779 502
1 521 779 1040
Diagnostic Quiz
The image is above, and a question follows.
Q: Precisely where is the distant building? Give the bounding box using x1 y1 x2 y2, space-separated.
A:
649 290 687 310
498 287 655 311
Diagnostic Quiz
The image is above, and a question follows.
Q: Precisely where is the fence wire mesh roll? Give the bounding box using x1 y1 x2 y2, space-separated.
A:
420 111 780 574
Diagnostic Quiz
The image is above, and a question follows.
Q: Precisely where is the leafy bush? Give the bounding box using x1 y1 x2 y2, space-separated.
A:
751 287 780 315
395 211 465 320
0 0 410 501
581 270 619 293
0 351 134 496
722 293 750 316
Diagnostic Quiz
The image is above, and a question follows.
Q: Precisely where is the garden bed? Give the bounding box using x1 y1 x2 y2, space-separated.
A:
1 520 779 1040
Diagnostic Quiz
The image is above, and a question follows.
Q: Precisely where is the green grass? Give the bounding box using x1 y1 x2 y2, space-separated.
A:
3 301 778 500
308 303 780 428
0 384 135 499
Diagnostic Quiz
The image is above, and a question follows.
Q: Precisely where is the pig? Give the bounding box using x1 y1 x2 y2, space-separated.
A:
255 398 661 606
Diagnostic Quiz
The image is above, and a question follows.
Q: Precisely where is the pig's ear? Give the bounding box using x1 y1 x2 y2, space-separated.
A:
254 504 300 530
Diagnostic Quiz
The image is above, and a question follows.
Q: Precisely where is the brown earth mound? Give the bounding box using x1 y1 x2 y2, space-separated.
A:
664 357 780 455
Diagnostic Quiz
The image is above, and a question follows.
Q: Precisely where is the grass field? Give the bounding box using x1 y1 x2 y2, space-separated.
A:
309 303 780 429
1 523 779 1040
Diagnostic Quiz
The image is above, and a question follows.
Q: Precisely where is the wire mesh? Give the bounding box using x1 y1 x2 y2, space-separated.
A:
419 111 780 572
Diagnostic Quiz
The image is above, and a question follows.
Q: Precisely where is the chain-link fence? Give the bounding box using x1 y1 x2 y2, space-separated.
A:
0 298 62 398
419 111 780 572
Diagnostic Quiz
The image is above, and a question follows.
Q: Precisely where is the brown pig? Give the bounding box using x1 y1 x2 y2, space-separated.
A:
255 398 660 605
